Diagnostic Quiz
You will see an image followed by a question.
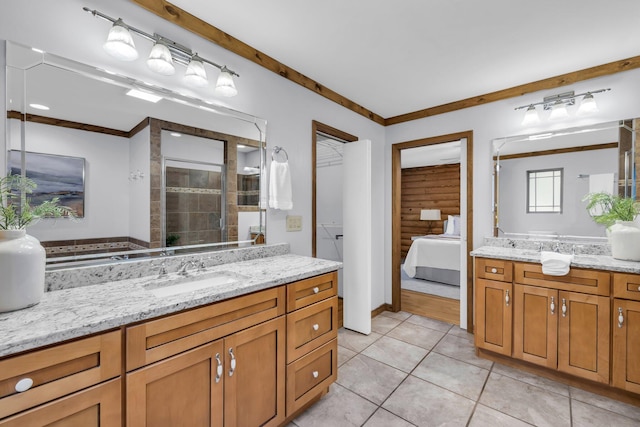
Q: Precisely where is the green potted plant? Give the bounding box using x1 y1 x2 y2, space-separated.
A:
583 192 640 261
0 174 75 312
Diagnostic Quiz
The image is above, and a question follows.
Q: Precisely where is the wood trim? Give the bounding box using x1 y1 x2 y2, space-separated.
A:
391 131 474 332
6 110 129 137
130 0 385 125
311 121 357 258
371 304 392 318
495 142 618 161
385 55 640 125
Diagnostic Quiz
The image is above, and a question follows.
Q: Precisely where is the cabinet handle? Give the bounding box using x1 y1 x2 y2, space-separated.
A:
313 287 320 294
561 298 567 317
15 378 33 393
228 348 236 377
618 307 624 328
312 323 320 331
491 268 497 274
312 371 319 379
550 297 555 315
215 353 223 383
505 290 510 306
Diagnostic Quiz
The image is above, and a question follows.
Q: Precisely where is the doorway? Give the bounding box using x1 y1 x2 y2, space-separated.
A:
312 121 358 327
391 131 474 331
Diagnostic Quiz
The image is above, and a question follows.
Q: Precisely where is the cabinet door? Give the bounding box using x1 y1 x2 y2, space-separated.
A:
126 340 224 427
475 278 512 355
513 285 558 369
224 317 286 427
0 379 121 427
613 299 640 393
557 291 610 383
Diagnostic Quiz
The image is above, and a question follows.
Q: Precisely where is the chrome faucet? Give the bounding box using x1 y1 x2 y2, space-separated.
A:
177 260 196 275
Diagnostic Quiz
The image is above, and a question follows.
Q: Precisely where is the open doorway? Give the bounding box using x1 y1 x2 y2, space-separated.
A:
391 131 474 331
312 121 358 328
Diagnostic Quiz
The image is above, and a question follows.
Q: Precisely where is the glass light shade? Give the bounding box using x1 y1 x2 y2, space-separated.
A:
577 93 598 115
103 19 138 61
548 101 568 120
215 67 238 97
521 105 540 126
146 42 175 76
184 56 208 87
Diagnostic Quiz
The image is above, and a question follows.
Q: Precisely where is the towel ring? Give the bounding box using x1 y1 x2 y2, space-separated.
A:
271 146 289 162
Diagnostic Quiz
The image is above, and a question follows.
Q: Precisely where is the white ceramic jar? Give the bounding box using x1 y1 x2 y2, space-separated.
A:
609 221 640 262
0 230 46 312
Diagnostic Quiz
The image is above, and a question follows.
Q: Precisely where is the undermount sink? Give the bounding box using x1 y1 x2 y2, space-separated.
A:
143 271 249 297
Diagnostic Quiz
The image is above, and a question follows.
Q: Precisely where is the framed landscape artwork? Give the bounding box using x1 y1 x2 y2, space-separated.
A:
8 150 85 217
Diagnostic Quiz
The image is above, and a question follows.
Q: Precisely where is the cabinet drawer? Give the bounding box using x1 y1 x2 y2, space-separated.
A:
613 273 640 301
287 272 337 312
287 297 337 363
286 339 337 415
514 262 610 296
0 330 121 420
475 258 513 282
126 286 285 371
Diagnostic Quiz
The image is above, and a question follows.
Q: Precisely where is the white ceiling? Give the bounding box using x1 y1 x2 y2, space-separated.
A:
168 0 640 119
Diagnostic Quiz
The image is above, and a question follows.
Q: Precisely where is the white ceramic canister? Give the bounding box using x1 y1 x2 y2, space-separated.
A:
0 230 46 312
609 221 640 262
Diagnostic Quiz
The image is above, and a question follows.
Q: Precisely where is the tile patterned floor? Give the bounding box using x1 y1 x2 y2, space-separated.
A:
287 311 640 427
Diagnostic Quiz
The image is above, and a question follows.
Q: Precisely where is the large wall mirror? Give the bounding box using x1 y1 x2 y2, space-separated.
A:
493 120 637 239
4 41 266 267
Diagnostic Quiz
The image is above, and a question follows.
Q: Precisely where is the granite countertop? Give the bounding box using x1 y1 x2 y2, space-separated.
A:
0 254 342 358
471 246 640 274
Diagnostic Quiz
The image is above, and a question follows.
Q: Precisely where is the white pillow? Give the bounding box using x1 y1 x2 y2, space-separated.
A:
453 215 461 235
444 215 455 235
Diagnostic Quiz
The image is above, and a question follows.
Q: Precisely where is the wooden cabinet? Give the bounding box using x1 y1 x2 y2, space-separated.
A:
475 278 512 356
0 331 122 426
613 273 640 394
513 284 557 368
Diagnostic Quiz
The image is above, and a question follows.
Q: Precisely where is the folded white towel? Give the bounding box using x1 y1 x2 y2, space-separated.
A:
268 160 293 210
540 251 573 276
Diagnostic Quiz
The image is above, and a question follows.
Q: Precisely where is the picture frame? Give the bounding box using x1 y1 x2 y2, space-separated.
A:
8 150 85 217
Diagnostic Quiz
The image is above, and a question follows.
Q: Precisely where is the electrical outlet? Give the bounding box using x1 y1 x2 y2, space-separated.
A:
286 215 302 232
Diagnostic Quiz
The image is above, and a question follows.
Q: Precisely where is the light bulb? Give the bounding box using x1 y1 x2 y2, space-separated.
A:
548 101 568 120
103 19 138 61
577 93 598 115
521 105 540 126
146 41 175 76
215 66 237 97
184 56 208 87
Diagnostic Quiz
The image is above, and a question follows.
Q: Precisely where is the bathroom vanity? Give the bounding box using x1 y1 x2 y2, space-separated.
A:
473 240 640 403
0 244 340 426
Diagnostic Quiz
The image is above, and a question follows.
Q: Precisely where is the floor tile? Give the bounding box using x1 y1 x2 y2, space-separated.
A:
571 399 640 427
338 328 382 353
432 334 493 369
337 345 357 367
337 354 407 405
570 386 640 421
412 352 490 400
447 325 473 341
492 362 569 397
378 310 412 321
371 315 403 334
468 404 531 427
361 336 428 373
293 383 377 427
405 313 453 332
382 375 475 426
386 321 445 350
362 408 415 427
479 373 570 427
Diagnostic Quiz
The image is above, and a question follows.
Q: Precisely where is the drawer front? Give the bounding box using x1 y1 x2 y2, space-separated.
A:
475 258 513 283
287 272 338 312
126 286 285 371
514 262 610 296
613 273 640 301
286 339 337 415
0 330 121 420
287 297 337 363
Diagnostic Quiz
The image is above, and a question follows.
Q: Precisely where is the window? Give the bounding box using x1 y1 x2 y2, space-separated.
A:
527 168 562 213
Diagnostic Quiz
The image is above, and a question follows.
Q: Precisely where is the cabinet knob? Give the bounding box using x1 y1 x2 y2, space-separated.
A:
15 378 33 393
228 348 236 377
561 298 567 318
618 307 624 328
491 268 497 274
312 323 320 331
215 353 223 383
550 297 555 315
313 287 320 294
505 290 510 307
312 371 319 379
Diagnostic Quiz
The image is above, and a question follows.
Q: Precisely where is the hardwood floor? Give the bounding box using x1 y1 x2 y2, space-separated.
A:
400 289 460 325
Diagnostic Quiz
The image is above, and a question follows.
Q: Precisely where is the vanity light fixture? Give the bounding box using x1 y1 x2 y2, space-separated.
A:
84 7 240 96
515 88 610 125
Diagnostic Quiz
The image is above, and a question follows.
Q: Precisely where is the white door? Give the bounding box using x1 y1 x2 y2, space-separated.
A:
343 139 372 334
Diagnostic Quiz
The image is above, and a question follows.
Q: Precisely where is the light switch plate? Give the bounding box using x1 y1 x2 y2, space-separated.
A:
286 215 302 232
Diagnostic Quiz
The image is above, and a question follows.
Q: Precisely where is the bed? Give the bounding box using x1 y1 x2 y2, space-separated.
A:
402 234 461 286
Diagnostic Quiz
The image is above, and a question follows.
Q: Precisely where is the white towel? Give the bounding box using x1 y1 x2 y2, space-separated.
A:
540 251 573 276
268 160 293 210
589 173 614 194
